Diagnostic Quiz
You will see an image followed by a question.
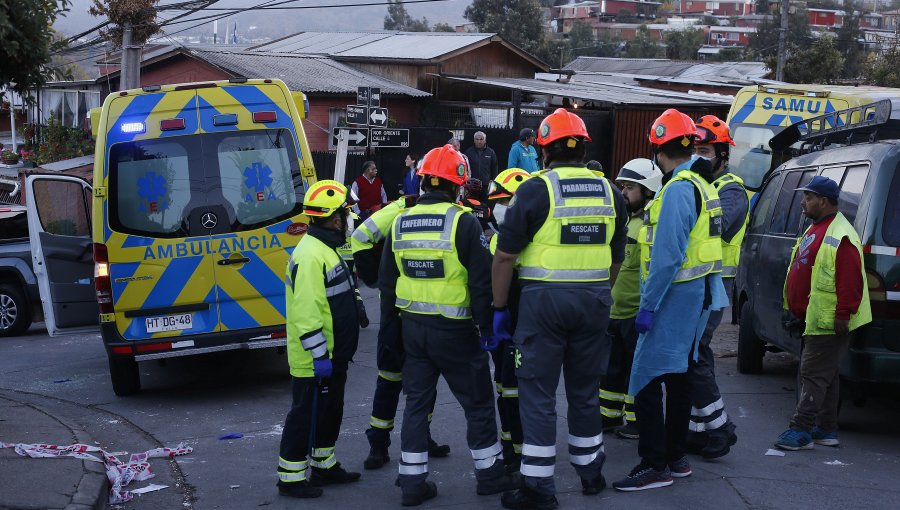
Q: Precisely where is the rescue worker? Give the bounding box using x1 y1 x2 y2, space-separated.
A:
776 176 870 450
613 109 728 492
350 197 451 470
277 180 362 499
492 108 628 508
380 144 519 506
485 168 533 472
460 177 495 234
598 158 663 441
685 115 749 458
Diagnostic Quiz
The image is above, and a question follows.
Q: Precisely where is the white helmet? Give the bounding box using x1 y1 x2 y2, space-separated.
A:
616 158 663 194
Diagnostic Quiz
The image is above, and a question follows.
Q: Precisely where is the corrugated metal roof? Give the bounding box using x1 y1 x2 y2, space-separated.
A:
566 57 698 76
440 75 732 107
250 31 496 60
565 57 770 84
191 50 429 97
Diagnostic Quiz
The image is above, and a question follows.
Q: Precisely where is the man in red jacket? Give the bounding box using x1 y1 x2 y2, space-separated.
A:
352 161 388 220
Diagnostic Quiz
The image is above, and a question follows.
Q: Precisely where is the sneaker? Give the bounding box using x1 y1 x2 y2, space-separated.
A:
500 486 559 510
477 471 521 495
428 438 451 458
668 457 692 478
774 429 814 451
612 464 674 491
364 446 390 470
615 422 640 440
811 426 840 447
309 463 361 486
277 481 323 498
701 432 732 459
402 480 438 507
581 473 606 495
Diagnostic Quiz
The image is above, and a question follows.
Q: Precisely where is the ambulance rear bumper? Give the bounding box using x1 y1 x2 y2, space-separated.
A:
101 323 287 362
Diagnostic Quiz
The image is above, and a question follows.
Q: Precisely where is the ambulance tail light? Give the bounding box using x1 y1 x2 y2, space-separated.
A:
93 243 114 314
866 269 889 321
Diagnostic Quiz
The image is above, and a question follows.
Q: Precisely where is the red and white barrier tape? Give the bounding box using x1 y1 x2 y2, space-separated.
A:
1 441 192 504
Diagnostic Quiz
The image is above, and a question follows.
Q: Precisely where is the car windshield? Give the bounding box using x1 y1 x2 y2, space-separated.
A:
729 124 779 190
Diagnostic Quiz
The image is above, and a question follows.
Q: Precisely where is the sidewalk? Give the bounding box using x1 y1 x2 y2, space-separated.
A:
0 390 107 510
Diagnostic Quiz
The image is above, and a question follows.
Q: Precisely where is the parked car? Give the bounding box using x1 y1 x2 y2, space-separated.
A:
0 203 43 336
736 100 900 391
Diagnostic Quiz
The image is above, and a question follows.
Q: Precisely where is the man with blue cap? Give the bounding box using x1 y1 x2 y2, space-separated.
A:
776 175 871 450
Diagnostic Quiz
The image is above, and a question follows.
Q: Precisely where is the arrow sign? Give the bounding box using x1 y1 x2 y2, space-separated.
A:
332 127 369 147
370 128 409 148
369 107 388 127
346 105 368 125
369 87 381 107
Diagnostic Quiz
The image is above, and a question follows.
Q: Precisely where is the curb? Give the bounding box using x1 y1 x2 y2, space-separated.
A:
0 391 108 510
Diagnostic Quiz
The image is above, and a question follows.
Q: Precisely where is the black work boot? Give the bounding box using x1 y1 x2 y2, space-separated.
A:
685 432 708 455
402 480 438 507
504 451 522 473
500 485 559 510
428 437 451 458
363 446 390 470
477 471 521 495
309 462 361 486
277 481 323 498
615 421 640 440
701 431 734 459
581 473 607 495
602 416 623 432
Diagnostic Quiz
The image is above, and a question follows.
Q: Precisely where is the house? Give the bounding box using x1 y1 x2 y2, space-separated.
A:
861 12 883 29
708 25 756 47
883 8 900 30
679 0 755 16
808 8 845 28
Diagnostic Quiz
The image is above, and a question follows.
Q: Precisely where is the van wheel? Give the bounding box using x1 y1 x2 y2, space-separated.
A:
109 357 141 396
737 301 765 374
0 283 31 337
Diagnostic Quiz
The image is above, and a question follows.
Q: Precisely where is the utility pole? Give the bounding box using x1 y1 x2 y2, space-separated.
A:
120 22 141 90
776 0 790 81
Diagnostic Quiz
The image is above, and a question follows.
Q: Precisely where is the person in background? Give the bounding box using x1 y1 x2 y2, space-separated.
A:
465 131 500 199
507 128 540 174
775 176 870 451
586 160 604 176
401 153 421 198
352 161 388 220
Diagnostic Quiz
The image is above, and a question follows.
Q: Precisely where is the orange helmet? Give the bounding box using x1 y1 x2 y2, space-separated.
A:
649 109 698 147
417 144 469 186
536 108 592 146
695 115 736 146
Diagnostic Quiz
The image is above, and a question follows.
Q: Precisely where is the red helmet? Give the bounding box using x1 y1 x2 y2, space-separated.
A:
695 115 736 146
417 144 469 186
536 108 592 146
649 109 698 147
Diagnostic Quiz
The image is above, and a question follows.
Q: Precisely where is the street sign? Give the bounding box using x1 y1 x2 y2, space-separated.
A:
346 105 368 125
370 128 409 148
368 107 388 127
357 87 369 106
332 127 369 147
369 87 381 107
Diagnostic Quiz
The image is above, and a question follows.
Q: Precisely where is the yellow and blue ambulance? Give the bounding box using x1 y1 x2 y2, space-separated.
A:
726 84 900 190
25 79 317 395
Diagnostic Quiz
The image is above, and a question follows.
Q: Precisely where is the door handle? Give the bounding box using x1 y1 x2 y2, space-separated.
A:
218 257 250 266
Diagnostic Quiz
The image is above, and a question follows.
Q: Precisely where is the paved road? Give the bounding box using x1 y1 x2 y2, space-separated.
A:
2 287 899 509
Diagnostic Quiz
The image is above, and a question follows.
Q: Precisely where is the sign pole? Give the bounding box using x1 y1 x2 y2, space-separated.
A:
334 129 350 185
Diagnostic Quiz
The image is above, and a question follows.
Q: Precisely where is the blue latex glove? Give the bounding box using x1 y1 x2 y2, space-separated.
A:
313 358 333 378
635 309 654 334
480 334 500 352
493 307 513 341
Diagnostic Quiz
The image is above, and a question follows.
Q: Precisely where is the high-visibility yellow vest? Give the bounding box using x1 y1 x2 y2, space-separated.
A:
517 167 617 282
639 169 723 282
784 212 872 336
610 215 644 319
712 172 751 278
391 201 472 320
350 199 406 254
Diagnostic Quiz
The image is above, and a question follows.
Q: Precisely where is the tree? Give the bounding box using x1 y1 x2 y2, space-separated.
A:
835 2 864 79
778 35 845 83
863 39 900 87
748 8 810 60
568 20 596 57
0 0 71 97
626 25 663 58
464 0 545 54
383 0 429 31
432 22 455 32
89 0 160 48
665 27 705 60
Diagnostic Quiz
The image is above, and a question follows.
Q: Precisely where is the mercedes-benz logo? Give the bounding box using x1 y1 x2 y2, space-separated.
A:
201 212 218 229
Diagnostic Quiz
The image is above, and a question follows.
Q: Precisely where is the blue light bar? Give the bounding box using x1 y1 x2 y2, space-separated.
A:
213 113 238 126
121 122 146 134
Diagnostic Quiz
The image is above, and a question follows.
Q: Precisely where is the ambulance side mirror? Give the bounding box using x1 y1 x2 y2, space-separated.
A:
88 107 101 138
292 91 309 120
